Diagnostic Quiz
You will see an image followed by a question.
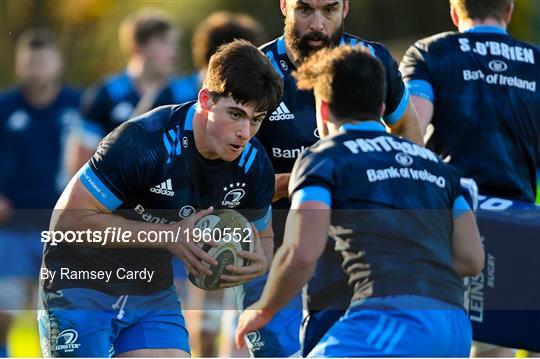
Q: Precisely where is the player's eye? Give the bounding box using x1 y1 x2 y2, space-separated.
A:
251 117 264 125
230 111 242 120
298 6 313 15
324 6 337 15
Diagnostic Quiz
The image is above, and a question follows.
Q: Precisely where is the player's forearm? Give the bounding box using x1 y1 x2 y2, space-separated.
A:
390 101 424 145
260 236 275 266
258 243 316 314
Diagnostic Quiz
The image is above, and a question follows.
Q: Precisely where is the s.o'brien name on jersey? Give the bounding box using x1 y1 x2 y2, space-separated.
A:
458 38 535 64
458 38 537 92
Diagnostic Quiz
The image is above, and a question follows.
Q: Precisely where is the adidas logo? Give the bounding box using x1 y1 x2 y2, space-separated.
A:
269 102 294 121
150 179 175 196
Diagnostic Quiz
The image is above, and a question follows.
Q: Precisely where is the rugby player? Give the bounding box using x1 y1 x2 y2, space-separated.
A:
400 0 540 355
144 11 265 111
255 0 423 355
128 12 267 357
39 40 282 357
0 28 81 357
235 45 484 357
68 9 180 176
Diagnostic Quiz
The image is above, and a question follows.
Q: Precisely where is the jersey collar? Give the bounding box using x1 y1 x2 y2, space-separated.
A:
339 121 387 133
463 25 508 35
184 102 197 131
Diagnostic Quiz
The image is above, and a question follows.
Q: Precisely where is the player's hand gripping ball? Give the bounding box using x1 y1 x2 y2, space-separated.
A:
188 209 254 290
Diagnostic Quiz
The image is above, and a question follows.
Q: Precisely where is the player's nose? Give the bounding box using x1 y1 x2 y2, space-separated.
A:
235 121 250 140
309 11 325 32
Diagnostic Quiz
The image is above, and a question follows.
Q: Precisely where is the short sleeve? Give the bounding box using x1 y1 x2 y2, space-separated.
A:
79 122 160 211
289 149 336 207
399 41 436 103
377 46 409 125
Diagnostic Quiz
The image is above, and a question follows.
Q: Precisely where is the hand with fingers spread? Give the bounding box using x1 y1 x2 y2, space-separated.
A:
235 305 274 350
219 225 268 288
164 206 218 278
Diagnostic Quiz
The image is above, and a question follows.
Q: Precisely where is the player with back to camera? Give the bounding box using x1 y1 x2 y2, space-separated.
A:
255 0 423 356
400 0 540 355
39 40 282 358
235 45 485 357
0 28 81 358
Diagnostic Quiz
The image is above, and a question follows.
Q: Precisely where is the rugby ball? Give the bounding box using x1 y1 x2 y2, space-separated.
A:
188 209 254 290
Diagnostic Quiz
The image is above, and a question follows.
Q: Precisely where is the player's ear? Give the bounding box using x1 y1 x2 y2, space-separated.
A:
280 0 288 17
320 100 330 123
198 88 213 111
343 0 349 18
505 2 514 25
450 4 460 29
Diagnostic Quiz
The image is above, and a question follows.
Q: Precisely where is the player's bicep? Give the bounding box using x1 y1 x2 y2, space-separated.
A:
410 95 434 137
285 186 331 264
50 174 117 232
451 209 484 277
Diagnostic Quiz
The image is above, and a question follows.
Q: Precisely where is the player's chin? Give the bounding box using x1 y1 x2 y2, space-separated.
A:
221 144 244 161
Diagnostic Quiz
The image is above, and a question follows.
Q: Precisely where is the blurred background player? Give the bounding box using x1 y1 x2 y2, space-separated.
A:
136 11 266 113
255 0 423 356
0 28 81 357
235 45 484 357
67 8 180 176
400 0 539 355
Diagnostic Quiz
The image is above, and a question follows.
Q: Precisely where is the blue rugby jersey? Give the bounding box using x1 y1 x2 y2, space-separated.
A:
43 102 274 294
0 86 81 211
400 26 540 203
80 71 141 140
257 34 410 191
290 121 468 307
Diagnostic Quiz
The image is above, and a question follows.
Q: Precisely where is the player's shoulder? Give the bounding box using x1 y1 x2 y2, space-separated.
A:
259 36 281 54
0 87 20 104
129 102 193 135
93 71 134 103
0 87 21 120
413 31 463 52
237 136 274 176
59 85 83 104
167 73 200 103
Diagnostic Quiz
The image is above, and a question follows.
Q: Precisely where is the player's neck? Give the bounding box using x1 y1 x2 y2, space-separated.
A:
458 18 507 33
21 80 61 108
126 59 167 94
192 109 220 160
